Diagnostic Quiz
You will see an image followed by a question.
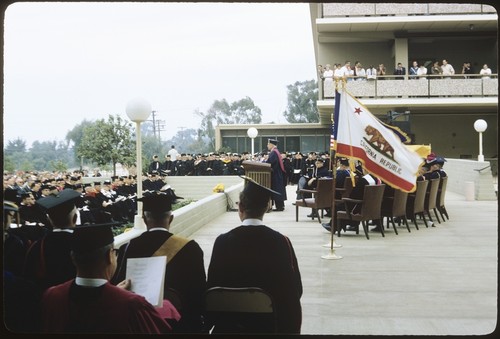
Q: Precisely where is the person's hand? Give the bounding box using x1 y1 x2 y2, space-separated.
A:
117 279 131 290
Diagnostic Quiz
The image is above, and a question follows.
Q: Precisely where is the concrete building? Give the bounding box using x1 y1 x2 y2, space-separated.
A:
216 3 497 167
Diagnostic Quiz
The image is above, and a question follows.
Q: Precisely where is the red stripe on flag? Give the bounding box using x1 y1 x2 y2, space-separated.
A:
336 143 417 192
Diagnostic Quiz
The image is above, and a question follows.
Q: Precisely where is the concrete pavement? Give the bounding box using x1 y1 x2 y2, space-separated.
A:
190 184 498 335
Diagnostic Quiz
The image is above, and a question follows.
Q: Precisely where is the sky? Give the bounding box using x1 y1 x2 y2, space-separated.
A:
3 1 317 149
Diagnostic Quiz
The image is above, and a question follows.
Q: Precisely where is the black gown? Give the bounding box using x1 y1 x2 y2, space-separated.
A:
207 225 302 333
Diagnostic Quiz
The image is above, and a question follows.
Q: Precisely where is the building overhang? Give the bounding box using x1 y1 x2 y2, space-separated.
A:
317 97 498 125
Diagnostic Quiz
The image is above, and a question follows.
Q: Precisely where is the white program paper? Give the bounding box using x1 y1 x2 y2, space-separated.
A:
126 256 167 307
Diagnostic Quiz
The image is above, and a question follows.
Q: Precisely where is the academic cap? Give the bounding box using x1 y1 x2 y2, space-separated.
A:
72 224 115 254
36 188 81 216
239 175 281 200
138 187 183 213
339 157 349 166
268 138 278 145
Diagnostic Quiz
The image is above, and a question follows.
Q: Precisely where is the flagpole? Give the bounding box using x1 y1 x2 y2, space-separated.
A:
322 79 342 260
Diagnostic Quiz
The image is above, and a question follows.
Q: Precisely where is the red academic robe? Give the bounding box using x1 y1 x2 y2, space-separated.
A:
41 280 176 333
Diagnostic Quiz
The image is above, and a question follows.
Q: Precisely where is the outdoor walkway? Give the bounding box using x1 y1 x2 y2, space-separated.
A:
191 184 498 336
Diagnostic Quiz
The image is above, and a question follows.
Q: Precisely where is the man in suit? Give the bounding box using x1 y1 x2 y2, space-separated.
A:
207 176 303 333
113 188 206 333
394 62 406 79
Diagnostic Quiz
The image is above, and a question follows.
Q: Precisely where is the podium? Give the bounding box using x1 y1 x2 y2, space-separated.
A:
242 160 272 211
241 161 272 189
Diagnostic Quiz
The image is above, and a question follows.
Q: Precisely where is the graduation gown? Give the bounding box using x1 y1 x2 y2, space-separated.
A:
207 225 302 334
41 280 172 333
266 148 287 205
113 229 206 333
23 230 76 291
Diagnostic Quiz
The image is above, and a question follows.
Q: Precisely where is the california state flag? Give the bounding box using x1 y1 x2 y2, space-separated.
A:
332 88 423 193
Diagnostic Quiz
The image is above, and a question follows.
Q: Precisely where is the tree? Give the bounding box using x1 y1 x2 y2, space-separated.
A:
77 115 135 176
283 80 319 123
4 138 29 170
4 138 27 154
165 128 199 154
196 97 262 150
66 120 94 163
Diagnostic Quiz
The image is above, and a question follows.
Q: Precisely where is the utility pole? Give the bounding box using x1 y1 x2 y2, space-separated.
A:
150 110 157 138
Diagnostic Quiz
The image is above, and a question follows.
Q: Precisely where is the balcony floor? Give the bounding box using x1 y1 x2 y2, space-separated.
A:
191 184 497 335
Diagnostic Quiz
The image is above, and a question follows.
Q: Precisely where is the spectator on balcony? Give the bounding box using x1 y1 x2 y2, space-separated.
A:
334 63 343 80
377 63 386 79
431 61 442 79
441 59 455 79
366 65 377 80
354 61 366 81
409 61 419 79
340 61 351 80
417 64 428 80
394 62 406 79
323 63 334 84
317 64 324 79
480 64 492 79
462 61 474 79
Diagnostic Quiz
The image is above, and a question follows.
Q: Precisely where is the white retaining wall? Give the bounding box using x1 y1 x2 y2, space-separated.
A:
443 159 497 201
114 180 243 248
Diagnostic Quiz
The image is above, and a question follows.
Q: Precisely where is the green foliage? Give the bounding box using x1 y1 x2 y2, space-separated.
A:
4 138 27 154
217 146 232 154
77 115 135 176
196 97 262 150
19 160 34 172
3 156 15 172
66 120 94 162
283 79 319 123
50 159 67 172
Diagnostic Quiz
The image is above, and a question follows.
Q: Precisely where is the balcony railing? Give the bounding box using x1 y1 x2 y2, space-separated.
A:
321 3 496 18
320 74 498 99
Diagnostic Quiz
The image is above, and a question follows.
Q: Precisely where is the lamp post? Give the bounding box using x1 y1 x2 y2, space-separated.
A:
473 119 488 162
247 127 258 160
126 97 152 230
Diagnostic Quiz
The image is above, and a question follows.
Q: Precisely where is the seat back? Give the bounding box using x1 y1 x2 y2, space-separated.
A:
437 176 448 208
412 180 429 214
315 178 333 208
392 189 408 217
204 287 276 334
360 184 385 220
426 178 440 209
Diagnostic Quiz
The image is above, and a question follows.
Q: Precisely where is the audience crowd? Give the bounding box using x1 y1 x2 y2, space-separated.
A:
318 59 494 81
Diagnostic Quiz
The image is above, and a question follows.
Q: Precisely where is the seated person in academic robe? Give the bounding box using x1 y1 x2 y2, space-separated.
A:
23 189 82 291
3 200 42 333
40 224 177 333
113 188 207 333
296 158 332 218
206 176 303 334
322 163 383 233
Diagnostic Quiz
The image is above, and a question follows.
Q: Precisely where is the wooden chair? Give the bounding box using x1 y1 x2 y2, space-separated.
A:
295 178 333 224
204 287 276 334
336 184 386 240
424 178 441 225
406 180 429 229
381 188 410 234
436 176 449 221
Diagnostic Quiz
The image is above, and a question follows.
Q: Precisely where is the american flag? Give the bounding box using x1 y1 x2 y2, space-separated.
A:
330 118 336 150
